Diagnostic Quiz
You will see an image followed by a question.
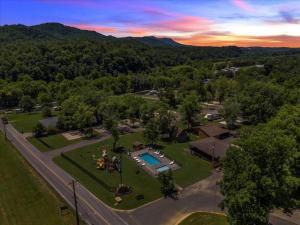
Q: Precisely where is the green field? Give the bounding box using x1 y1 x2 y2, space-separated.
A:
28 134 81 152
7 112 44 132
7 111 58 133
179 212 228 225
0 134 82 225
54 133 162 209
54 132 212 209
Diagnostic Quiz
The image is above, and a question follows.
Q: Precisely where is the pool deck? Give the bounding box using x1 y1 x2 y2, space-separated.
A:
130 148 180 176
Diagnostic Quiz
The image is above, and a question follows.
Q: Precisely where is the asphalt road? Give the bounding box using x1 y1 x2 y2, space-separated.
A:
0 123 128 225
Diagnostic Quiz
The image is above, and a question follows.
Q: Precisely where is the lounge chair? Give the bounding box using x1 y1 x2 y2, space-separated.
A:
169 161 174 165
133 156 138 159
159 154 164 158
141 163 146 166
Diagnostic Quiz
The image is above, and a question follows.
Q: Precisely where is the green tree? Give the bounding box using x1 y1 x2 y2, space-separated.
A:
180 94 200 128
19 95 35 112
42 106 52 117
239 82 284 124
37 92 52 107
33 122 46 137
221 128 299 225
140 102 158 124
144 119 160 146
103 116 119 151
74 104 95 131
220 99 240 129
157 106 176 135
158 170 178 198
159 88 177 108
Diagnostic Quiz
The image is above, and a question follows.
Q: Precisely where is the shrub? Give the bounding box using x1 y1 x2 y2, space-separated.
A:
33 122 46 137
47 125 58 135
42 106 52 117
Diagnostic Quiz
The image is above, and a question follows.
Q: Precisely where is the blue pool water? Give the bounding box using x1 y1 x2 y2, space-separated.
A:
157 165 170 173
140 153 160 166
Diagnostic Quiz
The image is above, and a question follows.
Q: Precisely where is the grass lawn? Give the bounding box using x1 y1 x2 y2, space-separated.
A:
54 134 162 210
179 212 228 225
0 134 83 225
28 134 81 152
54 132 212 209
7 111 57 133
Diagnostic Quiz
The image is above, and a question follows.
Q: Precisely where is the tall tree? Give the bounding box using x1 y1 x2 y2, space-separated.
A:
158 170 178 198
239 82 284 124
179 94 200 128
144 119 160 146
19 95 35 112
221 127 299 225
220 99 240 129
103 116 119 151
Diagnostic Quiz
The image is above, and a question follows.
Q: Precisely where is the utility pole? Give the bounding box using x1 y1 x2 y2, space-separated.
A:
72 180 80 225
212 141 215 167
119 153 123 186
1 117 8 141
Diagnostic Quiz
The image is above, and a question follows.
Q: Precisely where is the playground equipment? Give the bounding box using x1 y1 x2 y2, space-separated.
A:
96 148 120 172
97 158 105 170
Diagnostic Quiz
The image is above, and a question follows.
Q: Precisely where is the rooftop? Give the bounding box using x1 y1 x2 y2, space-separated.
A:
198 124 229 137
190 137 230 159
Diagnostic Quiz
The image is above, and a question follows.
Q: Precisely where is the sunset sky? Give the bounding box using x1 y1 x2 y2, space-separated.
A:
1 0 300 47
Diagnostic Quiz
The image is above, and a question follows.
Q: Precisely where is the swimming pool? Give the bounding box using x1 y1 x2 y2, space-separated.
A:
140 153 160 166
157 165 170 173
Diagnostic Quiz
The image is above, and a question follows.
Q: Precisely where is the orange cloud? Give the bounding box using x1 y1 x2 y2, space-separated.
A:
70 24 117 33
153 16 212 32
232 0 255 13
174 33 300 47
126 27 149 36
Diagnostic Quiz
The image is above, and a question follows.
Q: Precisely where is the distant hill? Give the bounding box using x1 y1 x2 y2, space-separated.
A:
0 22 182 47
0 24 51 42
123 36 182 47
31 23 108 40
1 22 299 55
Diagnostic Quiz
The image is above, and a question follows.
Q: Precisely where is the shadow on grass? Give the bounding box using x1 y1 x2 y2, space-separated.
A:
148 144 165 150
61 153 115 192
37 138 52 149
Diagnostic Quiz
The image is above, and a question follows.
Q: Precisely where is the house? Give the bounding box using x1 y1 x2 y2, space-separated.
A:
189 137 230 162
195 124 230 139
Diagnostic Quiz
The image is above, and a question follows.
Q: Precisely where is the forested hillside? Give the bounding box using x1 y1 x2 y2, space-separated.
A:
0 23 299 111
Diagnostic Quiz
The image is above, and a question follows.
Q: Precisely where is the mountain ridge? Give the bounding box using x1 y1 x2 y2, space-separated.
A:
0 22 183 47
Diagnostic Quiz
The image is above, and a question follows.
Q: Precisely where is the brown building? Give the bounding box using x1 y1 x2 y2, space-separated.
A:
189 137 230 162
194 124 230 139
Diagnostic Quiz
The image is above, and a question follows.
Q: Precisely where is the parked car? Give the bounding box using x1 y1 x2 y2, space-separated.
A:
205 113 222 121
